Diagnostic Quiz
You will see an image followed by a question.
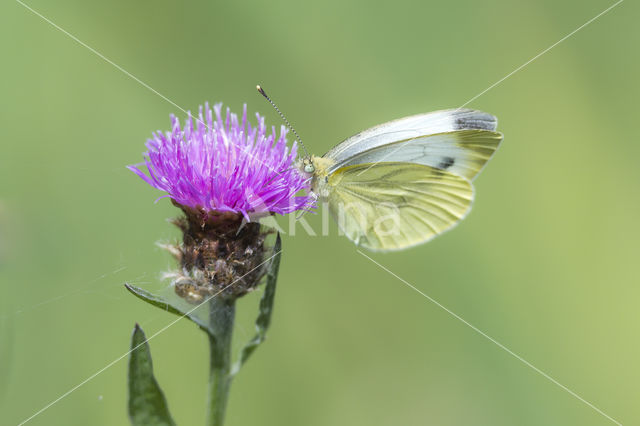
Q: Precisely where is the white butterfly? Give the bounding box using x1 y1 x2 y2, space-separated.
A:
257 86 502 252
300 109 503 251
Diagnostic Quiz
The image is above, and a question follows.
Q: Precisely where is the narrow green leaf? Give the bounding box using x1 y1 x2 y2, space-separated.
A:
128 324 176 426
124 283 211 334
231 233 282 376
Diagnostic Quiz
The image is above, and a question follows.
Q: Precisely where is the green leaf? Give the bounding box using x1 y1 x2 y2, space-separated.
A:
128 324 176 426
124 283 211 335
231 233 282 376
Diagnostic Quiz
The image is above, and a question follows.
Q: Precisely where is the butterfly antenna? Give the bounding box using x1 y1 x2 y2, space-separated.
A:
256 85 310 157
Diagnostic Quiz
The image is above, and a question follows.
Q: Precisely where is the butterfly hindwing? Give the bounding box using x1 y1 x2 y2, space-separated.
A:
326 162 474 251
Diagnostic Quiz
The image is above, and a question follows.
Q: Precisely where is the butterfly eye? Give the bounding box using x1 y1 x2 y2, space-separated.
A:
304 163 315 173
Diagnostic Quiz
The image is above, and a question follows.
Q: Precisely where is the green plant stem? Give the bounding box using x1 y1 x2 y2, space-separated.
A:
207 298 236 426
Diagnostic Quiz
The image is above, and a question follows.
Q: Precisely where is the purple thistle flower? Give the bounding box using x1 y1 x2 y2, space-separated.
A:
128 103 314 220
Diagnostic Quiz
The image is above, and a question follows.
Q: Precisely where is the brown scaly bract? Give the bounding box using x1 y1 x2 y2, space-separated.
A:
164 203 272 303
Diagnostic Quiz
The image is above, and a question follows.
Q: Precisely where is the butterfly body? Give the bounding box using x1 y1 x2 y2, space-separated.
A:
298 155 334 198
298 109 502 252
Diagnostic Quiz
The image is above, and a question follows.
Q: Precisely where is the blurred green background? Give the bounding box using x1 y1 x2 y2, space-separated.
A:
1 0 638 424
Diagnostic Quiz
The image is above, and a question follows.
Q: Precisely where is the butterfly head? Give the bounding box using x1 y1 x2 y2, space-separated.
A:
296 155 334 182
297 155 334 199
302 157 315 174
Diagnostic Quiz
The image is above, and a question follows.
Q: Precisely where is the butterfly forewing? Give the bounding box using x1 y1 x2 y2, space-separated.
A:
324 109 498 167
327 162 474 251
328 129 502 181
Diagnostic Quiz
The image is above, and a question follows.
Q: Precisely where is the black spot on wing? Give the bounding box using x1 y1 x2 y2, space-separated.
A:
438 156 455 169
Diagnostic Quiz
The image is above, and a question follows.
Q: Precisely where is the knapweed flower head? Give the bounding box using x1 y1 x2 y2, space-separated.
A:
128 103 313 220
129 103 312 301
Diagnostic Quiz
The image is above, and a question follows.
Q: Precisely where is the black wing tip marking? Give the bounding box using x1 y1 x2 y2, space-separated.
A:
454 110 498 131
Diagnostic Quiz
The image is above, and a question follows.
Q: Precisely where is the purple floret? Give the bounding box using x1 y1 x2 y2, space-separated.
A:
128 103 314 219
